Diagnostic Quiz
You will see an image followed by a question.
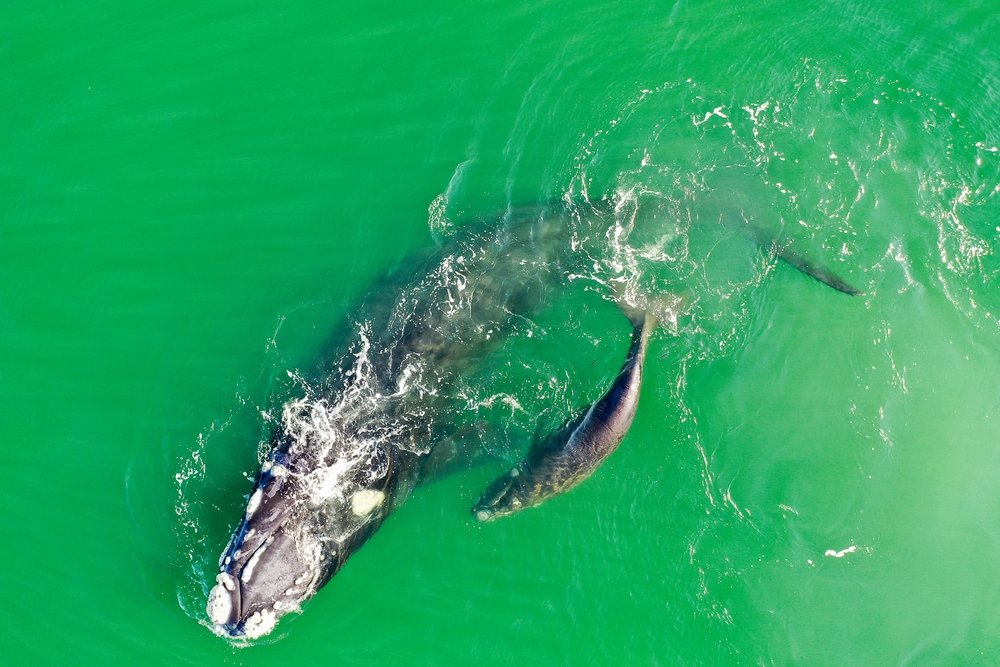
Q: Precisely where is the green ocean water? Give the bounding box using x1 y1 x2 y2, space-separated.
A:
3 1 999 664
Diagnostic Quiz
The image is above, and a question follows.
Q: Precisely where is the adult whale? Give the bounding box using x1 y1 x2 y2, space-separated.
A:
205 202 858 639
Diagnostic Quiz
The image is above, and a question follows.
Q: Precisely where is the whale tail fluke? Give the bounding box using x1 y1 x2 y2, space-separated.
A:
733 218 864 296
770 244 864 296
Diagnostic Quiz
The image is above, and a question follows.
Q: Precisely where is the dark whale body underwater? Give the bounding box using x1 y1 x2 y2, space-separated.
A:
206 202 858 639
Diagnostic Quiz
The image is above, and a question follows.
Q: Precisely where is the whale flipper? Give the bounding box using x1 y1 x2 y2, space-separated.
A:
473 311 656 521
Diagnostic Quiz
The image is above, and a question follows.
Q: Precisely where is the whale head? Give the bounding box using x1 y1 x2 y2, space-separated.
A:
473 465 535 522
205 449 322 639
207 437 403 639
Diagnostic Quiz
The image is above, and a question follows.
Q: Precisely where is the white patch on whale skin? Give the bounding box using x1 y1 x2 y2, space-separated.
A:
242 609 277 639
207 582 233 625
350 489 385 516
273 598 302 613
241 536 274 583
245 488 263 518
216 572 236 592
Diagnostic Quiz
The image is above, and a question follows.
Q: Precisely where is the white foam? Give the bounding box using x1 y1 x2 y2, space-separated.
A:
393 363 420 396
306 458 357 504
824 545 857 558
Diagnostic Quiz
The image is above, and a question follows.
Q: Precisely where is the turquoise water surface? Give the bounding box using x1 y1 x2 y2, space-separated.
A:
2 2 999 665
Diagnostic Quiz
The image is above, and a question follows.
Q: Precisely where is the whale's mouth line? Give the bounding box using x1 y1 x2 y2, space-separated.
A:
212 532 283 638
211 493 295 638
226 534 272 632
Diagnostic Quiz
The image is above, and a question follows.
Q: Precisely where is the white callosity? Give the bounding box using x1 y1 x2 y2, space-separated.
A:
240 536 274 583
240 609 277 639
350 489 385 517
206 574 235 626
245 488 262 518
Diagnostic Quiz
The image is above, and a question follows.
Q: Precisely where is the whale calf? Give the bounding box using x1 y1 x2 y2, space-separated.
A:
473 308 657 521
206 202 859 639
